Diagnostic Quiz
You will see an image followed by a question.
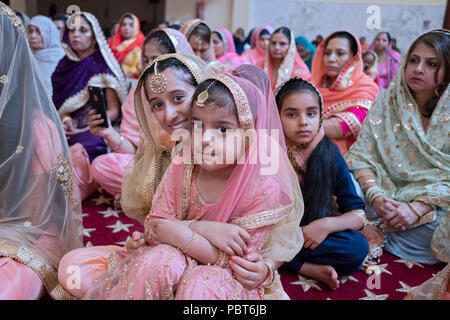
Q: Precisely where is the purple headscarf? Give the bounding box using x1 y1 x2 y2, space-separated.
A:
52 12 127 114
51 12 128 161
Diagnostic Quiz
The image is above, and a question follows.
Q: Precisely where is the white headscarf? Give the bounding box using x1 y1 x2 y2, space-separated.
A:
28 15 65 97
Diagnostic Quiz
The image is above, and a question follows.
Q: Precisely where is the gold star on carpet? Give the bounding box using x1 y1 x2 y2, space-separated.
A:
365 263 392 276
107 221 133 233
396 281 417 294
339 275 358 284
98 207 120 219
360 289 389 300
290 275 322 292
394 259 424 269
92 195 112 205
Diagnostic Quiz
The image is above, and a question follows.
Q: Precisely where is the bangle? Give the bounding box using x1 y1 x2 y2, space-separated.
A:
407 202 422 220
259 260 275 289
355 169 375 180
361 179 377 188
366 186 386 205
111 135 124 152
182 230 196 255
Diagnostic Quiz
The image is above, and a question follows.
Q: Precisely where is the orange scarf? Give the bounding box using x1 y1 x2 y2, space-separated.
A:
310 31 379 152
108 13 145 64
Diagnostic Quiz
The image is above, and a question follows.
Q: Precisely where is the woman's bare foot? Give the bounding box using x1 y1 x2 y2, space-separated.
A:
299 262 340 290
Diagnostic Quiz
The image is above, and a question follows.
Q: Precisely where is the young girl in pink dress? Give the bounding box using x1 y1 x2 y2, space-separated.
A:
58 64 303 300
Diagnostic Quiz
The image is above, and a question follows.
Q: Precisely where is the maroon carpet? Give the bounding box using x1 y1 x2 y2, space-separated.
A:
82 191 445 300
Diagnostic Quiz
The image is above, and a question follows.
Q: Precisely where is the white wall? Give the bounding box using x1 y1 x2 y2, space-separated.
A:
249 0 446 54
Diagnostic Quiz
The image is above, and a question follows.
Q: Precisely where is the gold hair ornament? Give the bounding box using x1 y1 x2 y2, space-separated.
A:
149 61 168 94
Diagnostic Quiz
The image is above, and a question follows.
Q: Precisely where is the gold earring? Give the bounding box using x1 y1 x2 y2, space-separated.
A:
149 61 168 94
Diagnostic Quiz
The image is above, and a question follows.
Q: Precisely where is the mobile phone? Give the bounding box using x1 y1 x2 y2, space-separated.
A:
88 86 109 128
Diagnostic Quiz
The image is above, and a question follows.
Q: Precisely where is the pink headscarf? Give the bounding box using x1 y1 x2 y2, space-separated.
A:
149 65 301 230
368 32 402 90
241 25 274 66
215 28 244 67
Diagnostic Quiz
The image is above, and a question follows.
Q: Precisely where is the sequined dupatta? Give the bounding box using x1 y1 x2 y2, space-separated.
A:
121 54 214 224
0 3 83 299
52 12 128 116
345 29 450 219
149 66 303 265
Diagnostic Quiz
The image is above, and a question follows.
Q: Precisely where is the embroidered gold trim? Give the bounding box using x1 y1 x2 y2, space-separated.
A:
52 154 79 205
324 98 373 118
0 240 76 300
329 54 359 91
354 168 376 181
135 53 207 149
382 210 436 232
182 164 195 220
0 4 25 33
231 205 293 230
335 111 363 138
415 196 450 208
58 73 124 116
64 12 128 102
205 74 255 131
0 74 8 84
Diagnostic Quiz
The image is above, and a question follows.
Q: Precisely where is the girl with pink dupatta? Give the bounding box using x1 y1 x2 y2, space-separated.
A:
368 31 402 91
310 31 380 155
89 29 193 206
212 28 244 68
257 27 311 91
59 64 303 300
241 25 273 66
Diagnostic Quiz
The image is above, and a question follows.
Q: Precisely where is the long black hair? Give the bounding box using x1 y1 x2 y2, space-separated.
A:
276 78 337 226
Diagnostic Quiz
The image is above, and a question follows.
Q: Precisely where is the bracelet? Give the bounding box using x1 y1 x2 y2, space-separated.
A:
182 230 196 255
355 169 375 181
349 210 367 230
214 250 224 266
259 260 275 289
361 179 377 188
407 202 422 220
111 135 124 152
366 186 386 205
